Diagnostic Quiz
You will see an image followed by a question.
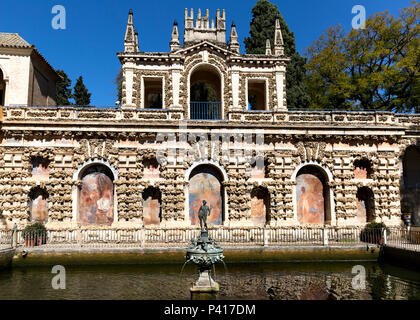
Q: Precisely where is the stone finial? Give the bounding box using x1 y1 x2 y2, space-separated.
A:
274 18 284 56
216 8 226 30
229 22 240 53
185 8 194 29
170 20 181 52
265 39 272 55
124 9 138 53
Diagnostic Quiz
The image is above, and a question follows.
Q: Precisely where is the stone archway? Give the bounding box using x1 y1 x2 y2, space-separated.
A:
187 164 225 226
294 164 332 225
189 63 222 120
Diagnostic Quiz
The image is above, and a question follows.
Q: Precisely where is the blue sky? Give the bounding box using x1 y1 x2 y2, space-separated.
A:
2 0 412 106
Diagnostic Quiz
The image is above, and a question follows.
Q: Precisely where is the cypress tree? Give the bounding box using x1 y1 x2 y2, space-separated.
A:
115 68 123 103
55 70 72 106
73 76 91 106
244 0 310 109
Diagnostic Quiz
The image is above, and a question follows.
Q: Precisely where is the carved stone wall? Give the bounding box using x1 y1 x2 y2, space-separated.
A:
0 118 418 229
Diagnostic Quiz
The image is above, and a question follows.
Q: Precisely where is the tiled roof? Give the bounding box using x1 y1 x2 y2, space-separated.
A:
0 33 31 48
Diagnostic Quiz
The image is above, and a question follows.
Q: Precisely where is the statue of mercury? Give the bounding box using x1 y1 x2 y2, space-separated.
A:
198 200 212 231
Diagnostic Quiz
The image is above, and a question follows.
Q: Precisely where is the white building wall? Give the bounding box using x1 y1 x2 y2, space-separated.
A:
0 52 31 106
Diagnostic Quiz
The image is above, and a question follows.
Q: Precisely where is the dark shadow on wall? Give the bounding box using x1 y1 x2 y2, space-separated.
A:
400 132 420 226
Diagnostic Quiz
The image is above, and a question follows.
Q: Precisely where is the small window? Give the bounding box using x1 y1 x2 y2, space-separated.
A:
354 159 373 179
247 79 266 111
144 78 163 108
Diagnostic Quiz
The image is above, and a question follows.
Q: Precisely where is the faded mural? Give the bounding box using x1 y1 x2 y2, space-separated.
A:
143 188 161 225
250 164 265 179
32 157 50 180
143 158 160 179
79 172 114 226
189 172 222 226
354 166 368 179
296 174 324 224
29 189 48 222
356 187 374 223
251 188 268 225
356 197 367 223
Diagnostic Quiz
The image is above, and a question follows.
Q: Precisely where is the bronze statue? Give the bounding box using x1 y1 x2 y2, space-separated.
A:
198 200 212 231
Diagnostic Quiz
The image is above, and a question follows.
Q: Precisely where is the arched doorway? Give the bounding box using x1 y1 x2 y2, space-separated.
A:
402 146 420 225
0 69 5 106
295 165 331 225
250 186 270 225
142 187 161 225
188 164 224 226
356 187 375 223
189 64 222 120
78 164 115 226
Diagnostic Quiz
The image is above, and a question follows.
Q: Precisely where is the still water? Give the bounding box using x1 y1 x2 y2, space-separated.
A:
1 262 420 300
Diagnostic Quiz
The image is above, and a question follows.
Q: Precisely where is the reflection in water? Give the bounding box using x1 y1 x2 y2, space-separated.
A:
0 262 420 300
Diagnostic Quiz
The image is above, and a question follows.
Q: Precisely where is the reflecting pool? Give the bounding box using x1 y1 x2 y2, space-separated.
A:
1 261 419 300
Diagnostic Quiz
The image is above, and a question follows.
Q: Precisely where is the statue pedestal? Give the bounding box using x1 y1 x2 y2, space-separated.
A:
190 269 219 293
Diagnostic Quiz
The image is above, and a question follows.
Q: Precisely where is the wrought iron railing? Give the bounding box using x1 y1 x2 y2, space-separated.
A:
190 101 222 120
385 227 420 252
0 230 13 250
0 226 399 248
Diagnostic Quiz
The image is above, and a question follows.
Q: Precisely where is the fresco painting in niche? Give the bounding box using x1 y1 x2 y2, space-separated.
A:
296 174 324 224
143 188 161 225
143 158 160 179
251 188 268 225
29 189 48 222
356 197 367 223
251 164 265 179
354 166 368 179
32 157 50 180
251 196 265 225
79 172 114 226
189 173 222 226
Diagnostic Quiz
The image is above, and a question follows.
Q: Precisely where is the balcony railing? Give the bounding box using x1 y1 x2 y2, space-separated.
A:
190 101 222 120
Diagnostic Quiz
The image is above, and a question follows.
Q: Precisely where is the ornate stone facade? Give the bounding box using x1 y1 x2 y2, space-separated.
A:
0 9 419 231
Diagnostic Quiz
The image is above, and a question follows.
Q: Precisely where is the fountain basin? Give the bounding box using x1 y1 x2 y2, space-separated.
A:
186 230 224 293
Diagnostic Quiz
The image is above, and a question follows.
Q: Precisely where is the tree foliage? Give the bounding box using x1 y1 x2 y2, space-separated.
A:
115 68 123 103
73 76 91 106
305 2 420 112
55 70 72 106
244 0 310 109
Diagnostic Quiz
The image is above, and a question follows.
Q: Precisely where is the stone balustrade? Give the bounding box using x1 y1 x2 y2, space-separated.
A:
1 226 394 248
2 106 419 129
